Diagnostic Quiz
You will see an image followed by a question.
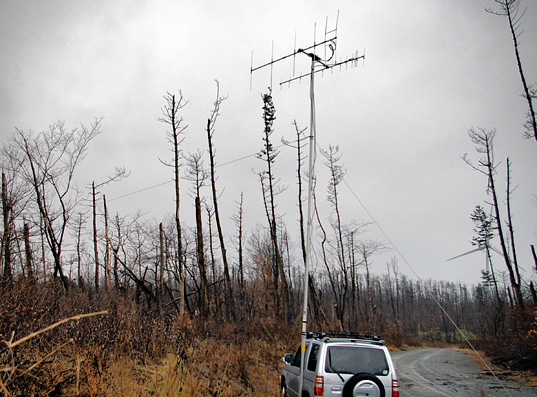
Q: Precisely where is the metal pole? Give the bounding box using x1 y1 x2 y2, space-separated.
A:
298 53 316 397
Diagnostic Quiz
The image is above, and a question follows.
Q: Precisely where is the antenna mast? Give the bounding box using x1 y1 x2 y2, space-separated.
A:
250 12 364 397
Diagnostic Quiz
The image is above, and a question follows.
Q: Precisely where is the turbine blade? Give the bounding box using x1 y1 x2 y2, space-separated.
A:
446 246 484 261
487 244 503 257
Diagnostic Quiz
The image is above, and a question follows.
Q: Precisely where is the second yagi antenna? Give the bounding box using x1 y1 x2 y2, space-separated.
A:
250 10 364 90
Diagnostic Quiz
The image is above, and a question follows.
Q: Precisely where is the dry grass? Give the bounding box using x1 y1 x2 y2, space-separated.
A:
1 310 108 396
13 280 531 395
0 281 297 396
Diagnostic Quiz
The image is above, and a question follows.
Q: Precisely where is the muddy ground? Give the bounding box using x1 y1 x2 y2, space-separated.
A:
391 347 537 396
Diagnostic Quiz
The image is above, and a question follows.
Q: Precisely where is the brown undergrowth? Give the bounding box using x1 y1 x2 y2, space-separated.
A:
462 347 537 388
0 280 297 396
459 307 537 388
8 279 533 395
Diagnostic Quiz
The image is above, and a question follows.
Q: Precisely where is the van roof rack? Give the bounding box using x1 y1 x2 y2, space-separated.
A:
306 331 384 344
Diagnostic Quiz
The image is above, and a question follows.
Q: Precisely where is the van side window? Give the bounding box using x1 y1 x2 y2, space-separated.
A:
291 346 303 367
307 343 320 372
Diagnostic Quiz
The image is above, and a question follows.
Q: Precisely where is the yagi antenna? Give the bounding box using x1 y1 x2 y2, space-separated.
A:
249 9 363 89
250 11 365 397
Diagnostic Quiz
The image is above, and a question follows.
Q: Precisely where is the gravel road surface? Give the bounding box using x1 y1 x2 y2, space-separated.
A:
391 348 537 396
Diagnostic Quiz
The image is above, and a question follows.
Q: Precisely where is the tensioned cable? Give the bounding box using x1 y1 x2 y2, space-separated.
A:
108 180 171 202
107 139 298 202
341 178 512 396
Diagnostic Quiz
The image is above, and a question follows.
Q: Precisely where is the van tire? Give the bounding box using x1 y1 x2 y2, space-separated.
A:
280 378 288 397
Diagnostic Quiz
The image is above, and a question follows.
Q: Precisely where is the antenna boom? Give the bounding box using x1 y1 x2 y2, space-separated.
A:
280 54 364 85
250 37 338 74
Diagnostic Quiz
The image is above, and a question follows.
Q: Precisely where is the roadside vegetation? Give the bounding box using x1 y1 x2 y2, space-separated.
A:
2 271 536 395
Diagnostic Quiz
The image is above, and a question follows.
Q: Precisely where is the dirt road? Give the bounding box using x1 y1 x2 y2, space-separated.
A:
391 348 536 396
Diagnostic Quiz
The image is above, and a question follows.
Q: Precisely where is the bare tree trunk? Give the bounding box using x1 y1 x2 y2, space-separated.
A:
488 0 536 140
159 222 164 311
322 145 350 326
90 170 127 291
205 83 235 319
206 207 216 283
159 92 187 315
506 159 522 287
465 129 525 310
206 206 219 316
506 4 537 140
74 215 83 289
259 175 280 317
92 181 100 291
364 252 373 331
40 214 46 282
104 195 111 293
531 245 537 273
236 193 245 291
195 196 208 316
175 180 185 316
315 192 344 330
22 137 69 291
207 118 235 319
2 172 12 283
24 222 34 283
530 282 537 306
258 89 288 320
112 214 121 290
287 122 325 326
487 154 524 310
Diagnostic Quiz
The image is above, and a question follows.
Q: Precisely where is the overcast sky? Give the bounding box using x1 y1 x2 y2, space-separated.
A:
1 0 536 286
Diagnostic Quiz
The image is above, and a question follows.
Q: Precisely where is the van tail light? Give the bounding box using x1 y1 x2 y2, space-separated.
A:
392 379 400 397
314 375 324 396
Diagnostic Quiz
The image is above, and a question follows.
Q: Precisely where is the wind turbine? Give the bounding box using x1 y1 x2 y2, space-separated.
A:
447 242 502 274
447 242 503 286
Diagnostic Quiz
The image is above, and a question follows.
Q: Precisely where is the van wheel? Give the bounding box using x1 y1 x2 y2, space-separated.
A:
280 380 288 397
342 372 385 397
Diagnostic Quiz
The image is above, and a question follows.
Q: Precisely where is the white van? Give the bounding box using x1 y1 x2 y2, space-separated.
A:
281 333 399 397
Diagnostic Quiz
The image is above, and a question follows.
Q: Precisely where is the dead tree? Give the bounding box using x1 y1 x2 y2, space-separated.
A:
110 213 124 290
0 143 31 283
463 127 525 310
283 121 326 325
487 0 536 141
104 194 111 292
16 118 103 291
92 182 100 290
321 145 349 327
2 172 12 282
158 222 164 310
257 88 288 320
73 212 86 289
232 193 245 292
23 222 34 283
184 150 209 316
90 167 128 291
159 91 188 315
205 81 235 319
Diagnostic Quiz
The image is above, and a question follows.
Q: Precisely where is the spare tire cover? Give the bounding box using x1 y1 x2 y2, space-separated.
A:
342 372 385 397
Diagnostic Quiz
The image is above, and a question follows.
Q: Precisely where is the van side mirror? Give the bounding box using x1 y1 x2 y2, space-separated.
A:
283 353 294 364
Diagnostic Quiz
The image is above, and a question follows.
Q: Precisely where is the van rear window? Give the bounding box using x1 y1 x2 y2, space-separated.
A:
325 346 389 376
